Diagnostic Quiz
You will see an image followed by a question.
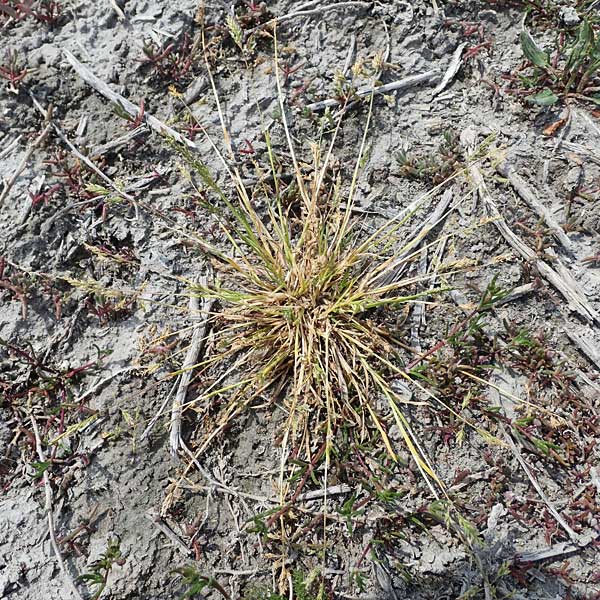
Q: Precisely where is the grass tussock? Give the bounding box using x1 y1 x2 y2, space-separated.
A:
173 45 455 496
184 136 442 482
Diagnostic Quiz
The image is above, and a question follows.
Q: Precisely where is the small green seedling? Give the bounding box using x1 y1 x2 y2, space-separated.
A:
173 566 230 599
78 538 124 600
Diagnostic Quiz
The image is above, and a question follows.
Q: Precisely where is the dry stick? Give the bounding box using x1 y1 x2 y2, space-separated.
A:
433 42 467 97
146 511 193 557
29 407 84 600
342 33 357 78
447 297 584 546
62 49 196 150
565 329 600 371
89 126 148 158
462 129 600 325
305 70 439 112
140 379 178 441
247 0 371 37
0 122 52 207
57 505 103 547
108 0 125 20
0 133 22 160
560 140 600 166
575 106 600 140
276 0 371 20
496 162 572 251
169 273 213 455
376 186 454 287
28 93 219 260
504 429 581 543
517 537 597 564
75 366 137 405
494 282 536 306
178 440 271 504
295 483 351 502
410 247 428 352
266 441 327 528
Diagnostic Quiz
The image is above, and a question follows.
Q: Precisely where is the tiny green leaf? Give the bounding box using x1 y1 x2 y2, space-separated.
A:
31 460 51 479
526 88 559 106
520 29 550 68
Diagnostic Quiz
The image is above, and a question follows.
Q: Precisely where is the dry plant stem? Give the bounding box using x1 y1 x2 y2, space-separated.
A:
342 33 357 77
433 42 467 96
461 129 600 325
565 329 600 371
0 121 52 207
267 441 327 528
376 186 453 286
247 0 371 37
408 297 482 368
295 483 351 502
75 366 137 405
496 162 572 251
169 274 213 455
174 440 269 505
57 505 102 546
503 425 580 542
517 537 598 564
29 407 84 600
560 140 600 166
0 133 22 160
90 126 148 158
489 369 582 544
109 0 125 20
306 69 439 111
140 379 178 440
276 0 370 21
146 511 193 557
62 49 195 149
29 93 219 260
494 282 536 306
28 93 137 202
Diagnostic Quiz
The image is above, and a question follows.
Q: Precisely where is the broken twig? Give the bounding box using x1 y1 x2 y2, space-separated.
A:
30 406 84 600
497 162 572 250
169 274 213 455
433 42 467 96
306 70 439 112
0 121 51 207
62 49 195 149
462 129 599 325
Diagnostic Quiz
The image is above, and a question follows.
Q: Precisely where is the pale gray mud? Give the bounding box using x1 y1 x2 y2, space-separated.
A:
0 1 599 599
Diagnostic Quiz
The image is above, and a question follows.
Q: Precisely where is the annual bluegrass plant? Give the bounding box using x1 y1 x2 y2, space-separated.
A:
171 38 458 504
165 27 541 536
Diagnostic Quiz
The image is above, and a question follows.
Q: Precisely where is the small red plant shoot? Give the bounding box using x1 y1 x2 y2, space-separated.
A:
0 49 27 90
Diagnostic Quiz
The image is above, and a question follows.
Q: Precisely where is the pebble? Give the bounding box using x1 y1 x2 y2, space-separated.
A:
560 7 581 27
